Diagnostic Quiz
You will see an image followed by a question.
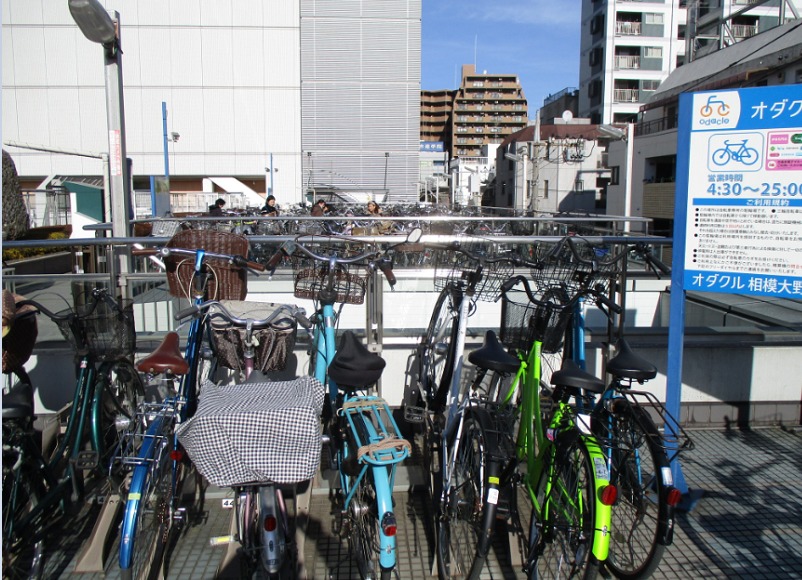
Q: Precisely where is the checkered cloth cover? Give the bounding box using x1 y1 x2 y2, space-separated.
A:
176 376 324 486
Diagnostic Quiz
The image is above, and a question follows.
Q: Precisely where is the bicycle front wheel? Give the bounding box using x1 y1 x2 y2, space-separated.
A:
420 286 461 411
529 435 599 580
602 405 670 580
437 412 494 579
2 456 47 580
119 418 174 580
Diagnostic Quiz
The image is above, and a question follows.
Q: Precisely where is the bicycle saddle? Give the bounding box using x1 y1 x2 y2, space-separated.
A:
2 380 34 420
328 331 386 390
550 359 605 396
468 330 520 374
136 331 190 375
606 338 657 382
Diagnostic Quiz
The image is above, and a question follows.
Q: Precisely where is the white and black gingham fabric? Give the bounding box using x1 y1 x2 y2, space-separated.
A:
176 376 324 486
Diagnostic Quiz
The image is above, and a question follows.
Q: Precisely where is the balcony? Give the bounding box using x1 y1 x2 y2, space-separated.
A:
731 23 758 38
616 21 642 35
615 55 641 69
613 88 640 102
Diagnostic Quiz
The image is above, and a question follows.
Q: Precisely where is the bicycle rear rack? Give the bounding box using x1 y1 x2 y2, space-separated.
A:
340 396 411 466
115 401 178 467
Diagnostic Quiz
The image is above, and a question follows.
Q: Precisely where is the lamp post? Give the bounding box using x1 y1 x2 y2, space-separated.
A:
383 152 389 194
265 153 277 198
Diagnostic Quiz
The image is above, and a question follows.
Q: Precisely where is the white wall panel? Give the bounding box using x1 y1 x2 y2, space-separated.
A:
14 89 51 142
200 29 235 86
2 31 17 86
135 1 170 26
233 89 267 154
11 27 48 86
72 34 103 87
170 88 206 155
167 28 204 86
232 0 265 27
232 29 265 87
264 0 300 27
47 88 82 150
76 87 108 154
200 0 233 27
136 28 178 87
2 93 19 142
43 29 80 87
202 88 236 152
264 30 301 85
7 0 43 24
167 0 201 26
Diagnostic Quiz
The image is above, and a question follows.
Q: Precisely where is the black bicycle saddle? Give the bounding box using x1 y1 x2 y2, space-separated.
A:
328 330 386 390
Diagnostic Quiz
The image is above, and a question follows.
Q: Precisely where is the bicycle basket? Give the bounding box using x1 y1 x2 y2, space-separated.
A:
55 298 136 360
210 300 297 373
530 238 622 300
292 248 369 305
499 291 572 354
165 229 250 301
434 244 513 302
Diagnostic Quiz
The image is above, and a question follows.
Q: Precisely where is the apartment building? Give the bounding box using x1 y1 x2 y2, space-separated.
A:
449 65 528 159
420 89 455 152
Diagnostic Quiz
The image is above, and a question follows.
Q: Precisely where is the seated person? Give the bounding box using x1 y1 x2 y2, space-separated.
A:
261 195 279 216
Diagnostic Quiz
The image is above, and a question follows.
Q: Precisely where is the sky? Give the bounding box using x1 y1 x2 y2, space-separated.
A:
421 0 582 116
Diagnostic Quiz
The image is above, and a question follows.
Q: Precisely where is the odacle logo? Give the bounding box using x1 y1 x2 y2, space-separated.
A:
693 92 740 130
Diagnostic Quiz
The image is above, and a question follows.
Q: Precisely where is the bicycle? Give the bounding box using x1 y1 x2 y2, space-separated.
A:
528 237 694 579
2 287 143 579
266 228 421 579
711 139 759 166
118 230 261 579
173 299 321 579
406 239 554 578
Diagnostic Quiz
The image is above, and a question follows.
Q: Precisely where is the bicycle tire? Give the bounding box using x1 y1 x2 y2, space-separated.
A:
420 286 461 411
437 411 495 579
119 418 174 580
2 456 47 580
528 433 599 580
96 359 145 485
601 405 670 580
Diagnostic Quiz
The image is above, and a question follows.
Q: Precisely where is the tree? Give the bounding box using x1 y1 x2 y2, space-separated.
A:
2 150 30 241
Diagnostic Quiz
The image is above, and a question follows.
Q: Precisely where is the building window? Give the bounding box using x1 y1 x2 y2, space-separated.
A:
575 179 584 192
610 166 620 186
644 46 662 58
543 180 549 199
642 79 660 91
644 13 663 24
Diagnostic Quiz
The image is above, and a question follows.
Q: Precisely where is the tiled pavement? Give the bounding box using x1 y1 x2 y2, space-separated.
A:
41 426 802 579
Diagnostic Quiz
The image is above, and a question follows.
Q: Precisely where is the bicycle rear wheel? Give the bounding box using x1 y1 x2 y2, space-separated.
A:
2 457 47 580
119 417 174 580
602 405 670 580
437 411 495 579
529 434 598 580
420 286 461 411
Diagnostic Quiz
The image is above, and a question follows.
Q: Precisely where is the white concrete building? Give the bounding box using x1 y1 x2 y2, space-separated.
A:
2 0 421 209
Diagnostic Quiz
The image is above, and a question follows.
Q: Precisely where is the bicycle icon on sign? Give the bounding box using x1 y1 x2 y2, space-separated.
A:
711 139 759 166
700 95 731 117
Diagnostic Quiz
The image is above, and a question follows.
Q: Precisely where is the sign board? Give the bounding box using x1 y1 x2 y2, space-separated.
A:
150 175 172 217
420 141 444 152
680 85 802 298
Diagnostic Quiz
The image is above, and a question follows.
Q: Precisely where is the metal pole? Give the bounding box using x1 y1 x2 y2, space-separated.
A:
162 101 169 178
269 153 274 197
383 152 389 192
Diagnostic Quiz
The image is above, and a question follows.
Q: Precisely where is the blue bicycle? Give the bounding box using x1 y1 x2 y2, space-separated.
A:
267 228 421 579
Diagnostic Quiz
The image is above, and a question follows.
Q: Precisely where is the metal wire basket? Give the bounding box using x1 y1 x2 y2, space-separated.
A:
292 249 369 305
165 229 250 301
433 245 514 302
499 290 572 354
55 298 136 361
530 238 623 300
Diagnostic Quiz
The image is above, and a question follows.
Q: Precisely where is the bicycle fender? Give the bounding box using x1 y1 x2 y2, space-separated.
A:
581 434 613 563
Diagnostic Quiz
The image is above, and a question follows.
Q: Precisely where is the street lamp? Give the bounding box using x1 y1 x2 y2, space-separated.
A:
383 152 389 193
265 153 278 198
69 0 132 247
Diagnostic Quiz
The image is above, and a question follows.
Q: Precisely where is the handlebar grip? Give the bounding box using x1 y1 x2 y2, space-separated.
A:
646 251 671 276
246 260 266 272
174 305 200 322
295 311 313 330
132 248 157 256
378 259 396 287
265 250 284 275
592 289 623 315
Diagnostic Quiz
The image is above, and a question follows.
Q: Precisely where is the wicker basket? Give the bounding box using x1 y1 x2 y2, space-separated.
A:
292 248 368 305
499 291 572 354
433 245 513 302
165 230 250 300
55 299 136 361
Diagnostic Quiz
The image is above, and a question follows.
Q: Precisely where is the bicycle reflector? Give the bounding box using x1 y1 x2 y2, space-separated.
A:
264 515 278 532
381 512 397 537
170 449 184 461
665 486 683 507
599 484 618 506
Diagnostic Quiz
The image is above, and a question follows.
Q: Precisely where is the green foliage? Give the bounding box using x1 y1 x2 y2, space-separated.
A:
2 230 70 261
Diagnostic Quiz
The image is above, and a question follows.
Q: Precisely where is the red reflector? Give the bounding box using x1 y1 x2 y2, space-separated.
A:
264 516 277 532
599 484 618 506
170 450 183 461
666 487 683 507
381 513 397 537
382 523 397 537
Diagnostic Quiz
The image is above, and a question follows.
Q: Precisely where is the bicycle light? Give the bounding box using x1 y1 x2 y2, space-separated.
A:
381 512 397 537
599 484 618 506
665 486 683 507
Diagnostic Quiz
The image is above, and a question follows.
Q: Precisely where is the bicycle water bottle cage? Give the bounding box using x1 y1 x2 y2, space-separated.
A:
606 339 657 383
328 331 386 391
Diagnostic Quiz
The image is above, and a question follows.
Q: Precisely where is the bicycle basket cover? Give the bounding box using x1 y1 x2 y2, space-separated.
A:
327 330 386 389
210 300 297 373
176 376 324 486
2 292 38 374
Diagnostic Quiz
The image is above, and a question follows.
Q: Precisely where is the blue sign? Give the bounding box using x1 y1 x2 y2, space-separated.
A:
420 141 444 152
677 85 802 299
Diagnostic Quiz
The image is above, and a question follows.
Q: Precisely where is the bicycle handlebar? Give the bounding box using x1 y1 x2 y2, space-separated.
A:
499 274 623 315
16 288 123 323
174 300 311 331
132 246 265 272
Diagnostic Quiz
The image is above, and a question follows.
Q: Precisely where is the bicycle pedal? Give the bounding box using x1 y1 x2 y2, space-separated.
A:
71 450 99 469
403 405 425 423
